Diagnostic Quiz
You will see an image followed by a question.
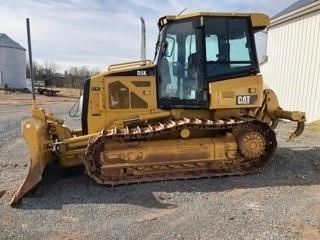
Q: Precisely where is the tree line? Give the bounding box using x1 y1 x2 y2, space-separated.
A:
26 61 100 89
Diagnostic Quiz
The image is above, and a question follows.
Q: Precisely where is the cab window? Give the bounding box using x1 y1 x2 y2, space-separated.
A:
205 17 258 79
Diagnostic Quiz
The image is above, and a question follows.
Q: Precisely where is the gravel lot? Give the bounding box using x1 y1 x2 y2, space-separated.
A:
0 92 320 240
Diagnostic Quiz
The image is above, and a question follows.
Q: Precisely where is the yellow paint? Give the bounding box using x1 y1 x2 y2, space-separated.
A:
209 75 263 109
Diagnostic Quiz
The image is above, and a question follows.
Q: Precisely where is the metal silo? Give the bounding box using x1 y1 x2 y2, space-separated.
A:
0 33 26 89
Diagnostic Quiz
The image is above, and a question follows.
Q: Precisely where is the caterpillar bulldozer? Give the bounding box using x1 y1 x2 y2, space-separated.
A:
11 12 306 205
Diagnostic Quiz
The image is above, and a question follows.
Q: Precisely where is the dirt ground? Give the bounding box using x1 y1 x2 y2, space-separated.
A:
0 92 320 240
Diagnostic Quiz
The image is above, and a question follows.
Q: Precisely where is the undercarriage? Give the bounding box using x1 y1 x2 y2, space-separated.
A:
84 117 277 185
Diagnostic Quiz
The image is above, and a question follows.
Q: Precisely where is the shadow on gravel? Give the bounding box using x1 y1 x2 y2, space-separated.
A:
15 147 320 210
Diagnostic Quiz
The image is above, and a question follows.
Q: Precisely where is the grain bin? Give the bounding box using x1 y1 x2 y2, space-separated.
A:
0 33 26 89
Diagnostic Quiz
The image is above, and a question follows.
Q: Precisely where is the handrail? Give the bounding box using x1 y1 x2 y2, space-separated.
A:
107 60 153 71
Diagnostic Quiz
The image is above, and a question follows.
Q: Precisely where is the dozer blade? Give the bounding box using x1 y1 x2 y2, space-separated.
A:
10 116 52 205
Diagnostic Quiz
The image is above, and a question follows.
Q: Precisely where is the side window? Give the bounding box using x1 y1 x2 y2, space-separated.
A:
161 35 178 97
228 19 251 65
157 19 207 107
108 81 129 109
229 38 250 61
158 20 197 100
185 34 196 64
204 17 256 79
184 34 198 99
205 34 219 61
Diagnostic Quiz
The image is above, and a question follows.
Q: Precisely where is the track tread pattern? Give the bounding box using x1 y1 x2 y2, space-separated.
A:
83 117 277 185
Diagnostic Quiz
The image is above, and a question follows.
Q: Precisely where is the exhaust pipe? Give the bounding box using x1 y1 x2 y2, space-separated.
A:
26 18 37 107
139 17 146 61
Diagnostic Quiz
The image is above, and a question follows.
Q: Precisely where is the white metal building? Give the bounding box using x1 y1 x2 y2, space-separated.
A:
0 33 26 89
260 0 320 122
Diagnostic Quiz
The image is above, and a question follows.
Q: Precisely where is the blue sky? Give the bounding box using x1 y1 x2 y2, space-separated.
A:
0 0 296 72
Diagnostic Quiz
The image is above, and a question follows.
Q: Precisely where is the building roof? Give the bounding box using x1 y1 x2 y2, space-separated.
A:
272 0 318 19
0 33 25 50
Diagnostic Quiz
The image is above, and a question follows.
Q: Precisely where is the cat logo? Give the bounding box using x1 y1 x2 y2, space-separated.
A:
236 95 257 105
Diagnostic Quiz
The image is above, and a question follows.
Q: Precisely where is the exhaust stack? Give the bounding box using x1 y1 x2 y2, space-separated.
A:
26 18 36 107
139 17 146 61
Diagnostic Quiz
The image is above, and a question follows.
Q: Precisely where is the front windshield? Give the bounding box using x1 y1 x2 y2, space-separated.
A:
157 20 204 108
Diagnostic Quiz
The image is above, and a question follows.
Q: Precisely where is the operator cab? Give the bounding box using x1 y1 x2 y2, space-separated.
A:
155 14 260 109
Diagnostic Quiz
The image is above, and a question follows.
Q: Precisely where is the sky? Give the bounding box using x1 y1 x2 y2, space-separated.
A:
0 0 297 73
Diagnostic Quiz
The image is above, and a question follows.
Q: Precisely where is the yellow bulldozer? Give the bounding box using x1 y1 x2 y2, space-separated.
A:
11 12 306 205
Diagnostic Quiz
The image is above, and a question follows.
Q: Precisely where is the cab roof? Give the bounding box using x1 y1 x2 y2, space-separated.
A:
158 12 270 29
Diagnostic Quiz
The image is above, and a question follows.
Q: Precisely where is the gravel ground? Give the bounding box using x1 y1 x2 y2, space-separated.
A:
0 93 320 240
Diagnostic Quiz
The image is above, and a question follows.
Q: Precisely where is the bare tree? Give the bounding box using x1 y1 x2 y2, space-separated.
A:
26 61 59 86
26 62 100 89
66 65 93 88
43 61 58 86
